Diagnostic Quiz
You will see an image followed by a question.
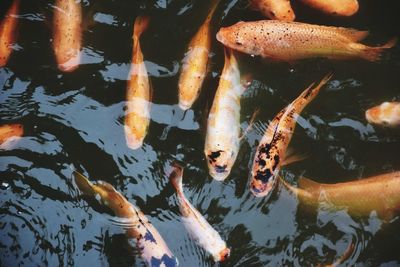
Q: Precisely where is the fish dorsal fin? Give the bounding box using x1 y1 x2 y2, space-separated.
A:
298 176 321 190
335 27 369 42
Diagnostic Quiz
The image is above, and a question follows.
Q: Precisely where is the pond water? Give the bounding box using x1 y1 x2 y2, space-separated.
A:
1 0 400 266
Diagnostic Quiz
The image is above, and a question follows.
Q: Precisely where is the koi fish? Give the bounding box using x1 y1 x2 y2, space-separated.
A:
281 171 400 220
216 20 397 62
301 0 359 17
124 16 151 150
52 0 82 72
168 164 230 262
250 74 332 197
73 171 178 267
365 101 400 127
249 0 295 21
204 49 246 181
0 123 23 145
178 0 220 110
0 0 19 67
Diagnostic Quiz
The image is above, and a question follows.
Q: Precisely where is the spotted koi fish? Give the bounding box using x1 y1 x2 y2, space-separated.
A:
250 0 295 21
216 20 397 62
0 0 19 67
0 123 23 145
250 74 332 197
365 101 400 127
301 0 359 17
124 16 151 150
178 0 220 110
73 171 178 267
204 48 246 181
52 0 82 72
169 164 230 262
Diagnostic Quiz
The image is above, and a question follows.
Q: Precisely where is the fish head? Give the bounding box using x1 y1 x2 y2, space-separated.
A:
206 148 238 181
253 0 295 21
365 102 399 127
216 22 257 56
213 247 230 262
250 149 280 197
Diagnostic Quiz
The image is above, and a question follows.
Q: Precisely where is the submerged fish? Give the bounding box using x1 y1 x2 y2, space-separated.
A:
73 171 178 267
178 0 220 110
0 0 19 67
216 20 397 62
365 101 400 127
301 0 359 17
0 123 23 145
250 0 295 21
169 164 230 262
250 74 332 197
52 0 82 72
282 171 400 220
124 16 151 150
204 48 246 181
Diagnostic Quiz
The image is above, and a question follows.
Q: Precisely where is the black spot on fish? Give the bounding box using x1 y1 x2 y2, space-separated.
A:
150 254 178 267
255 168 273 183
144 230 157 244
208 150 223 163
235 41 243 46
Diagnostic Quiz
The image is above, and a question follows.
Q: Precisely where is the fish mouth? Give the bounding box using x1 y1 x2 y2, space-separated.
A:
178 99 192 111
124 126 144 150
216 30 225 45
250 181 273 197
210 170 230 181
57 53 81 72
215 247 230 262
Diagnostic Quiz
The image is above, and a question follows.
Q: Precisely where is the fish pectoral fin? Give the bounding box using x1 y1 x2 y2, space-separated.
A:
282 148 308 166
298 176 320 190
239 108 260 141
73 171 96 195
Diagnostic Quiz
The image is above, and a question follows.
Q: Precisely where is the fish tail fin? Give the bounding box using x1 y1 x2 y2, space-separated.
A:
133 16 150 39
205 0 221 23
298 176 321 190
73 171 96 196
300 72 333 101
361 37 397 62
169 163 184 193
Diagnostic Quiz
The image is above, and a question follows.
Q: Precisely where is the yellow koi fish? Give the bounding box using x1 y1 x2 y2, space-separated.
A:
178 1 220 110
73 171 178 267
124 16 151 150
250 0 295 21
365 101 400 127
169 164 230 262
0 123 23 145
301 0 359 17
281 171 400 220
0 0 19 67
52 0 82 72
250 74 332 197
204 49 245 181
216 20 397 62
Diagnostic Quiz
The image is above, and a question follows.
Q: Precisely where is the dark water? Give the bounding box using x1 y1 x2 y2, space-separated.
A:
1 0 400 266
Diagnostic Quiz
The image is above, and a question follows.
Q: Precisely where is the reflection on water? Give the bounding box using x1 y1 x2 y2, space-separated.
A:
1 0 400 266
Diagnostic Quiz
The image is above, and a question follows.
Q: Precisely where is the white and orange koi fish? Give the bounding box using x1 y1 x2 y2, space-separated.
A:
169 164 230 262
0 0 19 67
178 0 220 110
73 171 178 267
124 16 151 150
204 48 247 181
301 0 359 17
250 74 332 197
250 0 295 21
52 0 82 72
365 101 400 127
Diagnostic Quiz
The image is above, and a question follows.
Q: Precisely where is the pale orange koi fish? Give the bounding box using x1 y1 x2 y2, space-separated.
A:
250 74 332 197
169 164 230 262
178 0 220 110
216 20 397 62
301 0 359 17
365 101 400 127
73 171 178 267
204 49 245 181
250 0 295 21
124 16 151 150
52 0 82 72
281 171 400 220
0 123 23 145
0 0 19 67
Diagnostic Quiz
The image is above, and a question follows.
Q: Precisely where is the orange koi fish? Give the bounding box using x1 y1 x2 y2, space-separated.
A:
124 16 151 150
250 74 332 197
301 0 359 17
0 0 19 67
250 0 295 21
365 101 400 127
52 0 82 72
178 0 220 110
0 123 23 145
73 171 178 267
282 171 400 220
204 48 246 181
216 20 397 62
169 164 230 262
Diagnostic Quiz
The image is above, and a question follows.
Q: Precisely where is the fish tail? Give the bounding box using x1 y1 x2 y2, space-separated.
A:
169 163 184 193
361 37 397 62
73 171 96 196
133 16 150 39
205 0 221 22
300 73 333 101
